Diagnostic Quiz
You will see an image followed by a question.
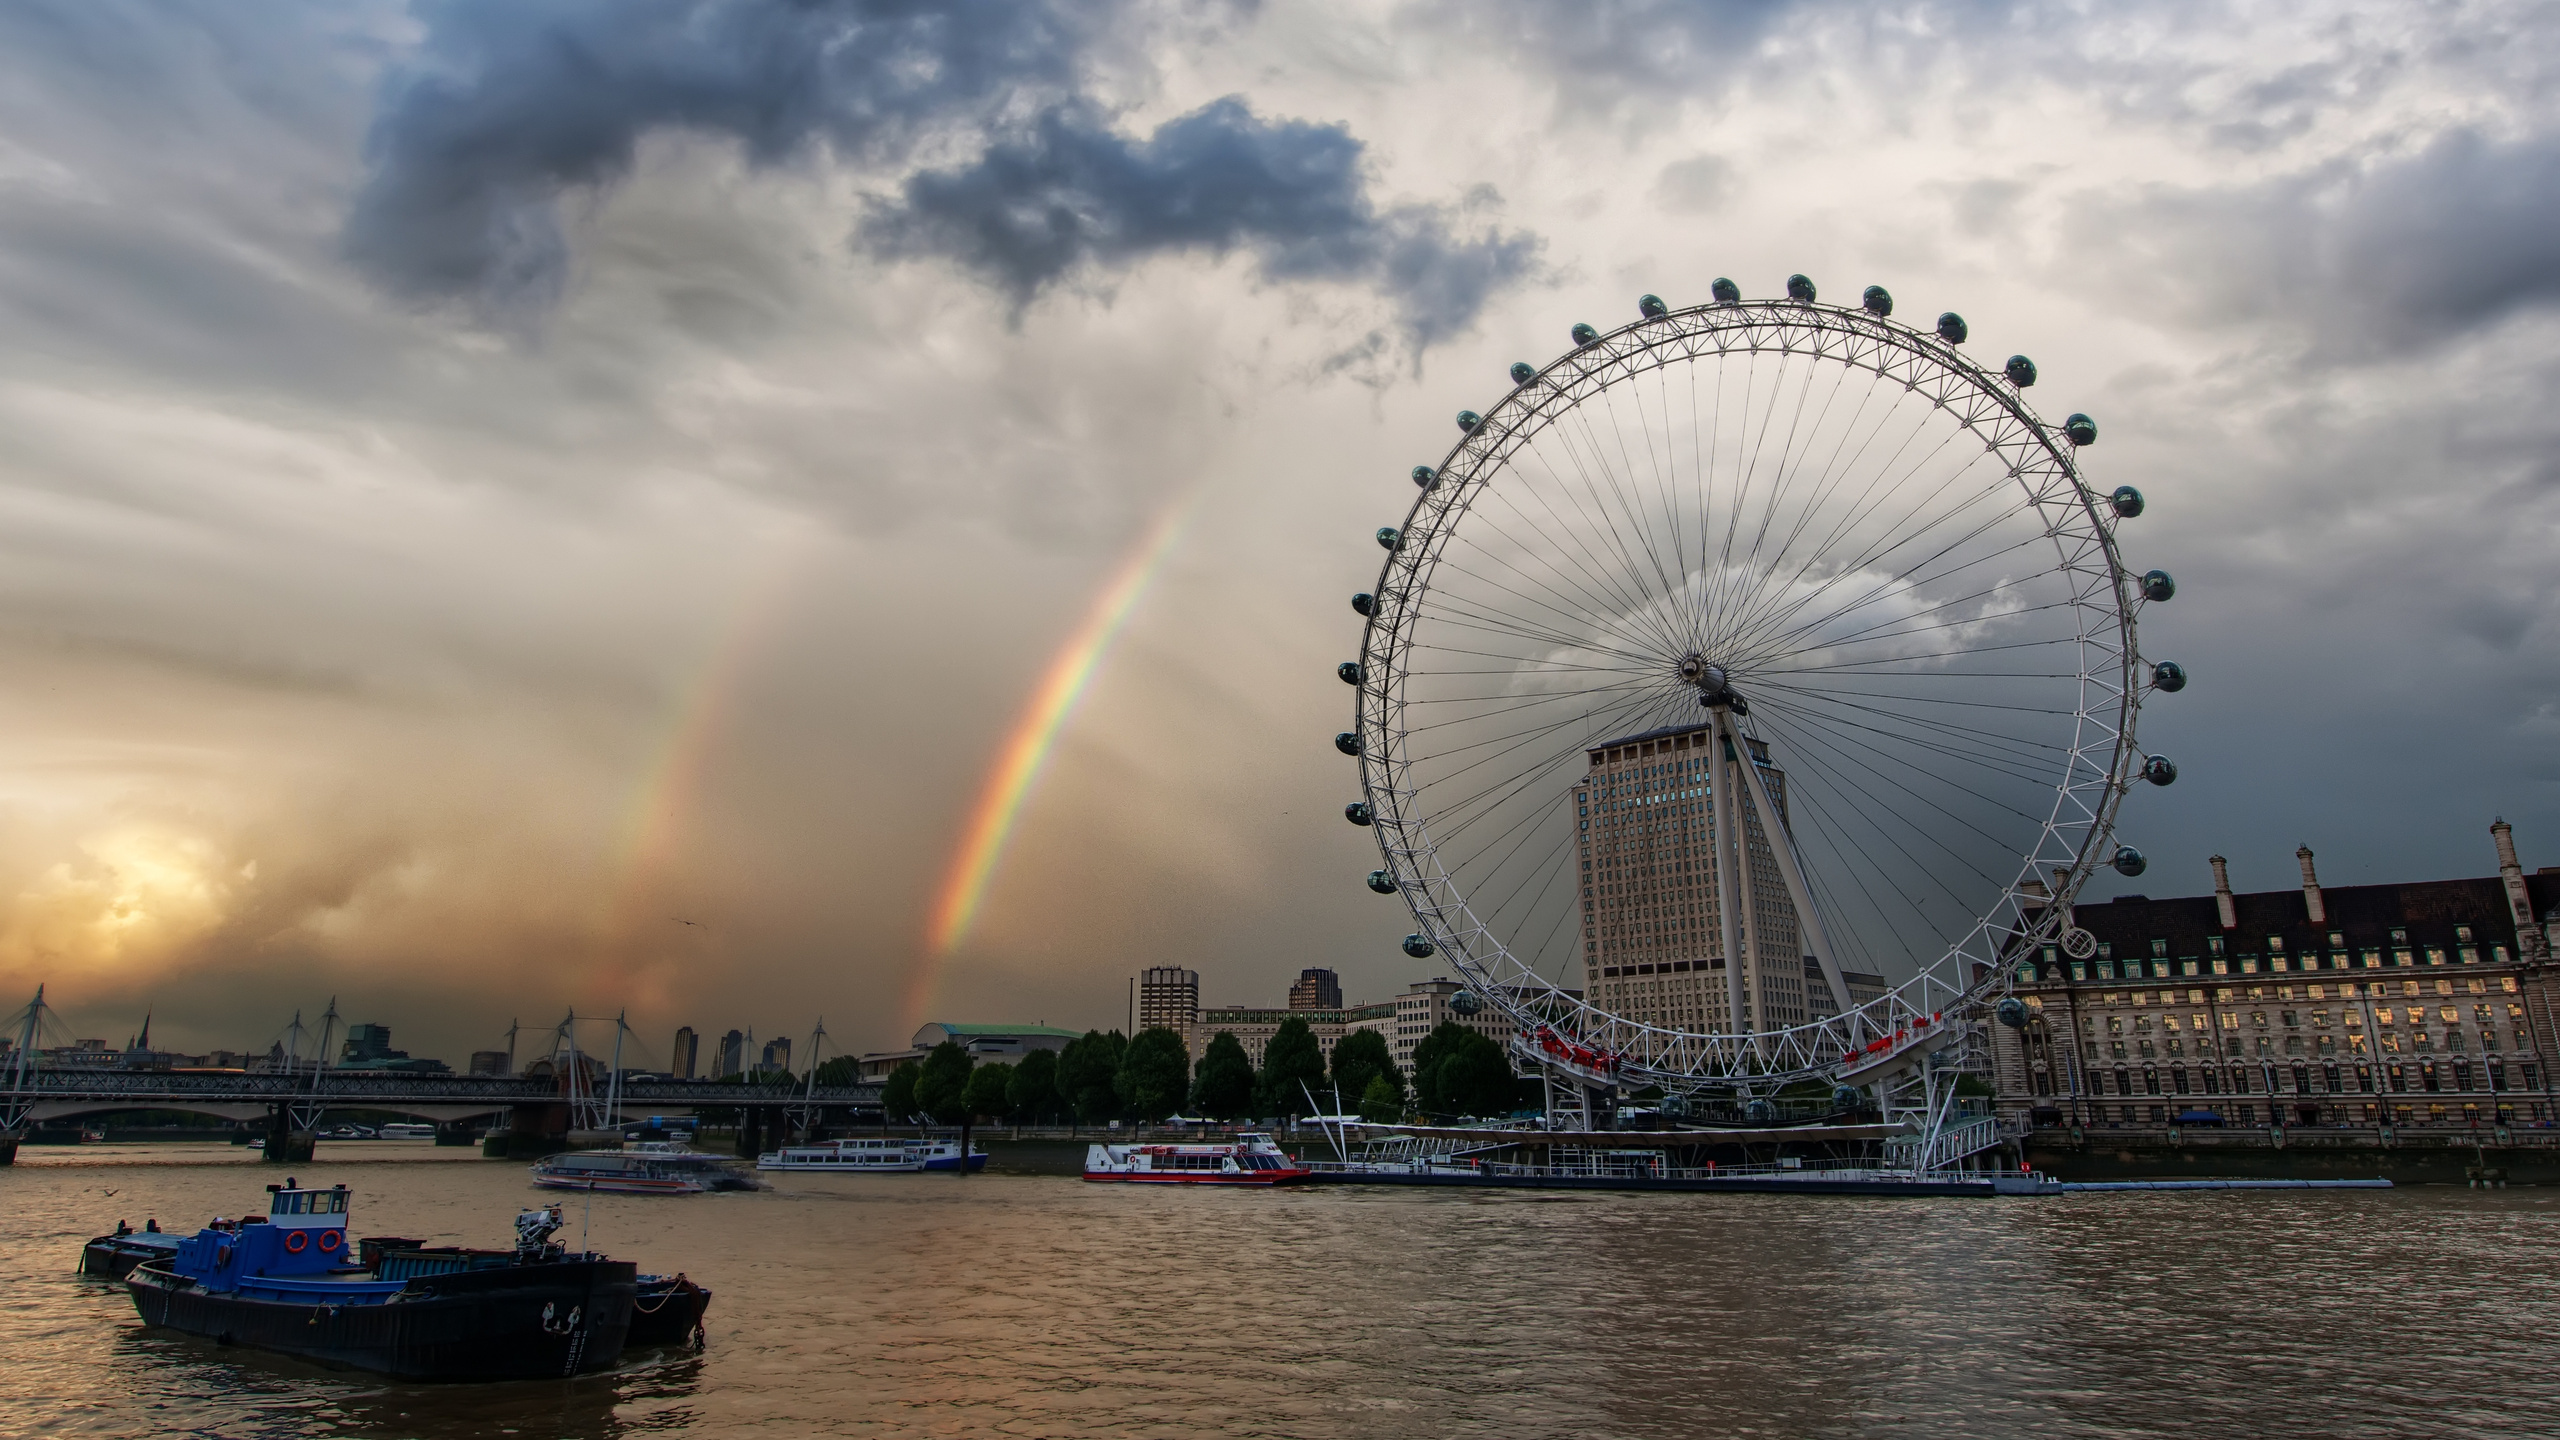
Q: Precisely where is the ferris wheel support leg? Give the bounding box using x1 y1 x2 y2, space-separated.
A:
1708 717 1748 1038
1716 708 1855 1018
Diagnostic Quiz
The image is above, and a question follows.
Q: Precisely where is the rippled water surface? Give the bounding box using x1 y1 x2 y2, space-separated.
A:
4 1143 2557 1438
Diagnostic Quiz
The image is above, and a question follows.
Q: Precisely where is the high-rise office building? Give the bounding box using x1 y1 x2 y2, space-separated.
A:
672 1026 699 1080
717 1029 745 1080
1577 721 1819 1034
1138 967 1200 1033
761 1036 792 1075
1288 968 1344 1011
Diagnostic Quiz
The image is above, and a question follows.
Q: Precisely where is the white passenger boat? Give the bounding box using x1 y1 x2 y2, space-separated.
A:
530 1140 764 1195
756 1137 988 1173
1083 1133 1313 1186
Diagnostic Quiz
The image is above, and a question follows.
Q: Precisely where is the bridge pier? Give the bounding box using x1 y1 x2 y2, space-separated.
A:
485 1102 570 1159
0 1131 18 1166
735 1106 766 1159
263 1104 315 1163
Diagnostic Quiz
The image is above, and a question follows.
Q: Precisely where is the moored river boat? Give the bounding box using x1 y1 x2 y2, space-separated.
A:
125 1182 641 1380
1083 1133 1313 1186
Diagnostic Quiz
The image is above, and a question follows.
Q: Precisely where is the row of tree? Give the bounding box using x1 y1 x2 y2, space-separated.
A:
878 1017 1540 1126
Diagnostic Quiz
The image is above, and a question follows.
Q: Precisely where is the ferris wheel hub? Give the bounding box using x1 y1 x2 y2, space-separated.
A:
1678 654 1744 710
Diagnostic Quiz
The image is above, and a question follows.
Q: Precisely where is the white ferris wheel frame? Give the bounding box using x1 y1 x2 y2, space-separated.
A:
1352 296 2148 1092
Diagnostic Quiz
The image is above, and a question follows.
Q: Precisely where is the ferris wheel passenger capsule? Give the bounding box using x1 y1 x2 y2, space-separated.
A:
1456 409 1482 433
1996 997 2031 1029
1367 870 1397 894
1936 312 1968 344
1710 277 1741 303
1334 731 1363 756
2110 485 2145 518
1338 661 1364 686
2151 660 2186 692
1638 294 1668 318
1744 1098 1776 1121
2142 754 2177 786
1345 801 1373 826
2140 569 2175 602
1785 274 1817 302
1402 934 1436 958
2065 413 2098 446
1351 591 1374 616
1861 285 1893 316
1571 322 1600 347
2005 355 2038 387
1412 465 1438 489
2112 845 2148 877
1377 526 1403 552
1510 362 1535 385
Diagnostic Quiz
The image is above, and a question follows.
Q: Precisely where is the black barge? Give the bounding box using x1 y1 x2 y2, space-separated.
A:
124 1181 650 1380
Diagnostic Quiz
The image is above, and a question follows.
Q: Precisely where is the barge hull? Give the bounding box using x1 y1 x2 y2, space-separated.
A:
128 1259 637 1381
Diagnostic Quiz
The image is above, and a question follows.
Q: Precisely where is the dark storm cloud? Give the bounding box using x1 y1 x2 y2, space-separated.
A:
346 0 1538 344
2081 126 2560 354
344 0 1100 311
859 99 1543 346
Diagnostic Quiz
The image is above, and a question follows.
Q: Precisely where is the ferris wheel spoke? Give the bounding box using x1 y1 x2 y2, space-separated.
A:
1746 717 2011 906
1420 588 1671 670
1494 443 1693 657
1725 480 2046 664
1546 399 1696 649
1729 363 1916 613
1409 681 1688 824
1455 490 1686 656
1747 689 2070 787
1746 693 2055 831
1719 345 1871 643
1720 433 2026 649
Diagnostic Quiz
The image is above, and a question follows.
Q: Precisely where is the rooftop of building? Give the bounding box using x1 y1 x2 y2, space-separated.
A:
2060 864 2560 954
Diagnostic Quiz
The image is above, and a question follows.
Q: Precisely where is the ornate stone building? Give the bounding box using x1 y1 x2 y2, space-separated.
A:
1991 822 2560 1133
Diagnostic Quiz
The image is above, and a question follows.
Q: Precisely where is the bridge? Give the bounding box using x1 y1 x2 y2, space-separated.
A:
0 1067 884 1162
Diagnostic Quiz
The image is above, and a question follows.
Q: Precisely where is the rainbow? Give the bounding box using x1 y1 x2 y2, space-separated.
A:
910 498 1195 1021
596 546 808 986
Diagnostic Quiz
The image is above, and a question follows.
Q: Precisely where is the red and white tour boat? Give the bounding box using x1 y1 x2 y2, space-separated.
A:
1082 1133 1315 1186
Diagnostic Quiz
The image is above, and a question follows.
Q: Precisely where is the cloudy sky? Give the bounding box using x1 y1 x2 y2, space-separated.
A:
3 0 2557 1064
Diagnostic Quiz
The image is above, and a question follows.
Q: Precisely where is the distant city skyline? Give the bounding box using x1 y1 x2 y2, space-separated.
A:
2 4 2558 1065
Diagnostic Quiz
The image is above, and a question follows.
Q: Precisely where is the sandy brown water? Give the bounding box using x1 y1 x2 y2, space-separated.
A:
3 1142 2557 1438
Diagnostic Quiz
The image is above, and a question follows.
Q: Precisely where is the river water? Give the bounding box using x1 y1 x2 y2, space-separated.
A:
3 1142 2555 1438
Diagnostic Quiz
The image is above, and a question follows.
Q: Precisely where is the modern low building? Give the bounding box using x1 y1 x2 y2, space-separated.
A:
855 1022 1083 1080
1990 822 2560 1133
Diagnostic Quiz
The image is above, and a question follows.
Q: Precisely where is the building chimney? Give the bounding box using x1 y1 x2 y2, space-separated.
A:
2493 818 2543 958
2209 855 2237 931
2296 845 2326 925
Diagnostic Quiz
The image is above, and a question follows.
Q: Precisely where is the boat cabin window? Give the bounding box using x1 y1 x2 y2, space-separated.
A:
271 1189 349 1216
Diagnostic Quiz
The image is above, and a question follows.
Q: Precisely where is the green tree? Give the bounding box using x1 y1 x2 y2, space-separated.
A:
1190 1032 1256 1121
811 1055 862 1087
881 1060 922 1121
1328 1029 1400 1114
1008 1048 1062 1123
1358 1073 1404 1123
963 1060 1014 1121
1057 1029 1128 1124
1115 1027 1192 1121
914 1040 975 1125
1257 1015 1327 1119
1413 1022 1525 1119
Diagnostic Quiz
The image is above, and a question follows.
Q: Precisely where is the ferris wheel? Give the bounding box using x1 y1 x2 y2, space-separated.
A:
1340 277 2181 1102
